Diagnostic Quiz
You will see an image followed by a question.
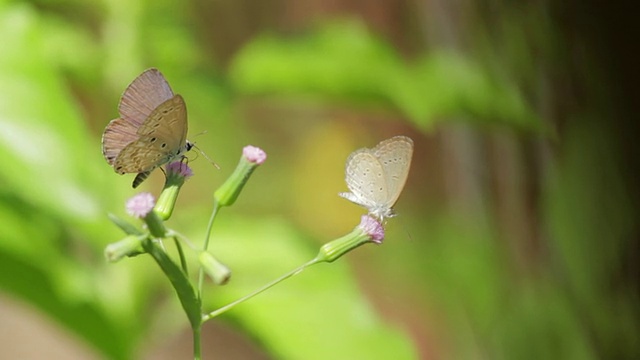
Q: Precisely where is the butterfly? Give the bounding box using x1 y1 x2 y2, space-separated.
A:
339 136 413 222
102 68 193 188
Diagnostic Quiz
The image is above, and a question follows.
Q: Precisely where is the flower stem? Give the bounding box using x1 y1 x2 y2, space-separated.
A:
202 258 320 322
193 324 201 360
198 199 220 293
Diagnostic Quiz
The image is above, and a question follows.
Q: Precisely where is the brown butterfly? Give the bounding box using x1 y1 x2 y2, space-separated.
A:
102 68 193 188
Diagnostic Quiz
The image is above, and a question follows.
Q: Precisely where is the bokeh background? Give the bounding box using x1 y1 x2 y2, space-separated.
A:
0 0 638 359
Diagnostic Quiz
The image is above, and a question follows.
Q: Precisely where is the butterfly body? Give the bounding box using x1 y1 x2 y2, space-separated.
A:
102 69 191 188
339 136 413 222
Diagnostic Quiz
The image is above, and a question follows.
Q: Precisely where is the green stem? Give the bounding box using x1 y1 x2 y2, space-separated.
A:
193 325 201 360
141 239 201 329
198 199 220 293
202 258 320 322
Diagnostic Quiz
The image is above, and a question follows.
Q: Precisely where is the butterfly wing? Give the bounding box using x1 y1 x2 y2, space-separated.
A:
373 135 413 207
102 117 139 166
118 68 174 127
136 95 188 148
112 140 169 174
339 149 389 211
112 95 188 174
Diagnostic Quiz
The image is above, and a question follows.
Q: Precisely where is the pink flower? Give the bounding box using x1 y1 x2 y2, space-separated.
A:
315 215 386 263
242 145 267 165
358 215 385 244
166 161 194 179
125 192 155 218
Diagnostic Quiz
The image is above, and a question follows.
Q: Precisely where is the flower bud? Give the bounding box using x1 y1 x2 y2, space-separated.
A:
155 162 194 220
126 192 155 218
316 215 385 263
104 235 144 262
126 193 167 238
214 146 266 207
198 251 232 285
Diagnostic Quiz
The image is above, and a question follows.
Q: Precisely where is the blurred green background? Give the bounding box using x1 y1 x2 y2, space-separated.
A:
0 0 638 359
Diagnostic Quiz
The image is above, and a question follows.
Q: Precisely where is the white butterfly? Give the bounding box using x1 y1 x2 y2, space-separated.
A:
339 136 413 221
102 68 193 188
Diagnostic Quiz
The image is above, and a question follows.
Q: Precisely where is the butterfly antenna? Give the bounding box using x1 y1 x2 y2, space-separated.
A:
190 131 219 169
193 144 220 169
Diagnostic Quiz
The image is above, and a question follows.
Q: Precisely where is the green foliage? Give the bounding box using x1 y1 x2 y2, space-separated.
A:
229 19 543 131
0 3 141 359
545 120 639 358
0 1 635 359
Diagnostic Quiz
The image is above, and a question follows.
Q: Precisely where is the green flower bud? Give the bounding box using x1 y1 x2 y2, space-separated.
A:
198 251 232 285
214 146 266 207
155 162 194 220
316 215 384 263
104 235 145 262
